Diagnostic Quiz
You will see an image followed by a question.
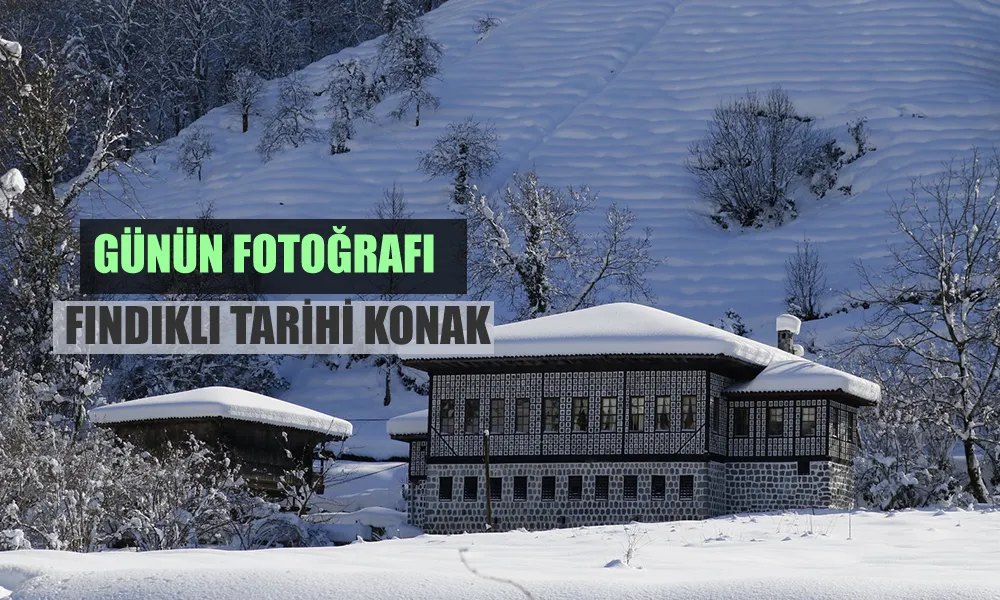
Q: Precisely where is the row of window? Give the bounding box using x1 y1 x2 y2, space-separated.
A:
438 474 696 502
441 397 850 439
440 396 700 435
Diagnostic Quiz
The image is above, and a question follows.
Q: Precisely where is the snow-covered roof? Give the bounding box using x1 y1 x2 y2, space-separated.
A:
386 410 428 438
407 303 880 404
727 355 880 403
407 303 775 366
89 386 353 438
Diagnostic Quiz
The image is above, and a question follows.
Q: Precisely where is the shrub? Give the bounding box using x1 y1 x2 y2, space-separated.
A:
688 87 835 229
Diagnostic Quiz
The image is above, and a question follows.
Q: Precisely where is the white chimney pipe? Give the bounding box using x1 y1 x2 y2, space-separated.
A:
776 314 802 354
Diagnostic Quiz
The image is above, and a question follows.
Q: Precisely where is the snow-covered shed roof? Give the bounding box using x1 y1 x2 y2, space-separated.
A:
727 354 880 402
405 303 880 405
386 410 428 439
89 386 353 438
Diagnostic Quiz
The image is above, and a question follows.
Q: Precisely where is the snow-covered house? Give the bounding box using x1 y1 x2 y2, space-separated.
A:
89 386 353 495
390 303 879 533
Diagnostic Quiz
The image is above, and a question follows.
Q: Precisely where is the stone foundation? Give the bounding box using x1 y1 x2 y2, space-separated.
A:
415 459 854 533
421 461 721 534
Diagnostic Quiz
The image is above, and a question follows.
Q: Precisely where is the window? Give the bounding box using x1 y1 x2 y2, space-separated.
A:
595 475 609 500
797 460 811 476
568 475 583 500
543 397 560 432
600 397 617 431
490 398 504 433
623 475 638 499
681 396 697 431
541 476 556 501
801 406 816 437
489 477 502 500
629 397 645 432
464 399 480 434
572 397 589 432
847 411 856 442
515 398 530 433
651 475 666 499
655 396 671 430
830 407 841 439
464 476 478 501
733 406 750 437
711 397 720 432
679 475 694 500
439 476 453 501
767 407 784 437
514 476 528 501
440 399 455 434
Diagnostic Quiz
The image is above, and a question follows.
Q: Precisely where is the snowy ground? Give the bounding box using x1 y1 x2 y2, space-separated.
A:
78 0 1000 455
2 509 1000 599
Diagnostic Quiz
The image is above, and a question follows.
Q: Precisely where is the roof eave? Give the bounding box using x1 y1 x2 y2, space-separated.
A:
724 388 878 407
92 415 352 440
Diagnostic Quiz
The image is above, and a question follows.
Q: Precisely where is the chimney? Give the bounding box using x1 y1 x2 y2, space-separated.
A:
776 314 802 354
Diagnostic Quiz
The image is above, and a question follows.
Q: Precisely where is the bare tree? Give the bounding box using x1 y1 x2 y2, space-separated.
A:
467 170 658 320
474 15 502 43
338 185 429 405
419 117 501 206
784 238 828 321
173 126 214 180
255 74 321 162
687 87 834 229
379 14 442 127
225 66 264 133
848 149 1000 503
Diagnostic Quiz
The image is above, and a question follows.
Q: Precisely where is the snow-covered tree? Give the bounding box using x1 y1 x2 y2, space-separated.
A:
174 125 214 180
419 117 501 206
324 58 384 154
853 362 961 510
687 87 834 229
0 42 132 425
255 75 321 162
225 66 264 133
466 170 658 320
848 149 1000 503
378 0 416 34
784 238 828 321
378 14 442 127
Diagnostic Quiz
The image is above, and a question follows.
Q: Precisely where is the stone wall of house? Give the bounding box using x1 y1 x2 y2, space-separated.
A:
419 461 724 534
829 461 855 509
411 458 858 533
407 479 428 530
725 460 852 513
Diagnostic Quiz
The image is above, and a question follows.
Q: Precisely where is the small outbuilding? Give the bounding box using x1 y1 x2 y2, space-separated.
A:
89 386 353 496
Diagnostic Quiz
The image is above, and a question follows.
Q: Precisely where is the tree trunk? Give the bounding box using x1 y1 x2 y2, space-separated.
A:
242 112 249 133
964 438 989 503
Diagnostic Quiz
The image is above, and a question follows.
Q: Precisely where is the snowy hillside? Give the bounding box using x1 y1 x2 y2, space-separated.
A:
3 509 1000 599
82 0 1000 455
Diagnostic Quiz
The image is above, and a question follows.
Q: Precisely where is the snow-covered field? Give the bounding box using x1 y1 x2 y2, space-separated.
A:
79 0 1000 455
3 509 1000 599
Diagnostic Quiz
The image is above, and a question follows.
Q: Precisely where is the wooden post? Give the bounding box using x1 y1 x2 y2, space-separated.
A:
484 429 493 530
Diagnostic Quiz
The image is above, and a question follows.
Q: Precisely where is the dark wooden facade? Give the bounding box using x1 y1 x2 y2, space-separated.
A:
403 355 872 466
102 417 335 496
